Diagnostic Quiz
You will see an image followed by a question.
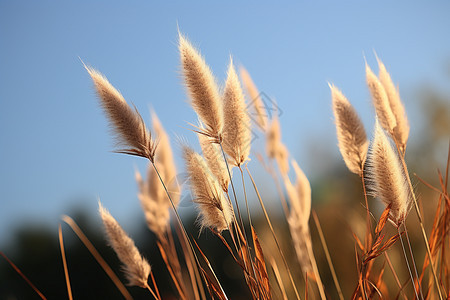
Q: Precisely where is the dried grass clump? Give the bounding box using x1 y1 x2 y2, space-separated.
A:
330 84 369 175
366 121 410 224
86 66 156 162
98 202 151 288
183 146 233 232
222 59 252 166
179 34 223 142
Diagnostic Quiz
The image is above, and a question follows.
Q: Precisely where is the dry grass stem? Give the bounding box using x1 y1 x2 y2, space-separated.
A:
86 66 156 161
99 202 151 288
179 34 223 141
183 146 233 232
222 59 252 166
366 64 397 134
330 84 369 175
367 121 410 224
240 67 268 131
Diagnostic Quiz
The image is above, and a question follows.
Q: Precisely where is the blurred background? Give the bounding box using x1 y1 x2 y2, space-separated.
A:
1 1 449 299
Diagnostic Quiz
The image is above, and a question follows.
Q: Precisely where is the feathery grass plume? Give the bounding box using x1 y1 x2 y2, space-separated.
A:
330 84 369 175
366 63 397 135
198 133 230 192
222 59 252 166
240 67 268 131
152 111 180 205
136 167 170 237
98 202 151 288
285 175 313 273
367 121 410 225
179 34 223 142
292 160 312 226
86 66 156 162
183 146 233 232
266 116 289 176
266 116 281 159
377 58 410 149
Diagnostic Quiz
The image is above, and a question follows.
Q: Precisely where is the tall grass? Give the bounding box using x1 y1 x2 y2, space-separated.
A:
3 33 449 300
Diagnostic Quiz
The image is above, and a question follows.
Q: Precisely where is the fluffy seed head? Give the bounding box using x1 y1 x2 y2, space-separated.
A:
367 121 410 224
292 160 311 226
240 67 268 131
99 202 151 288
330 84 369 175
179 34 223 141
86 66 155 162
366 63 397 134
183 146 233 232
266 117 289 176
198 133 230 192
152 111 180 206
136 166 171 237
377 59 409 149
266 117 281 159
222 59 252 166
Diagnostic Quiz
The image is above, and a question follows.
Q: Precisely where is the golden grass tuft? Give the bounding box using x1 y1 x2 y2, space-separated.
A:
86 66 156 162
198 133 230 192
151 111 180 206
366 63 397 135
136 167 171 238
367 121 410 224
266 116 289 176
240 66 268 131
330 84 369 175
98 202 151 288
179 34 223 141
376 58 410 150
183 146 233 232
222 59 252 166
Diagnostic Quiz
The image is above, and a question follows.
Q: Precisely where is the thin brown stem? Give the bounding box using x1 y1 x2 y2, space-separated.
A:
245 165 302 300
384 252 408 300
145 282 160 300
62 215 132 300
152 163 211 299
0 251 47 300
150 270 161 300
404 223 424 299
398 226 420 299
58 224 73 300
395 142 443 300
312 211 343 300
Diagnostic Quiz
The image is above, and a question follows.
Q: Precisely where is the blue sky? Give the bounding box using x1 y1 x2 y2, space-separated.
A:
1 1 449 244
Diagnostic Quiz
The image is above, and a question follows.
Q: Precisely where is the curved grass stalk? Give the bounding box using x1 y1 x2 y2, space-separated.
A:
245 165 302 300
395 143 443 300
0 251 48 300
312 211 343 300
397 226 420 299
61 215 132 300
58 224 73 300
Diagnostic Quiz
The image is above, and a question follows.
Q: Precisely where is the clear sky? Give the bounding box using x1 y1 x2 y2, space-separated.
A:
1 1 449 244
